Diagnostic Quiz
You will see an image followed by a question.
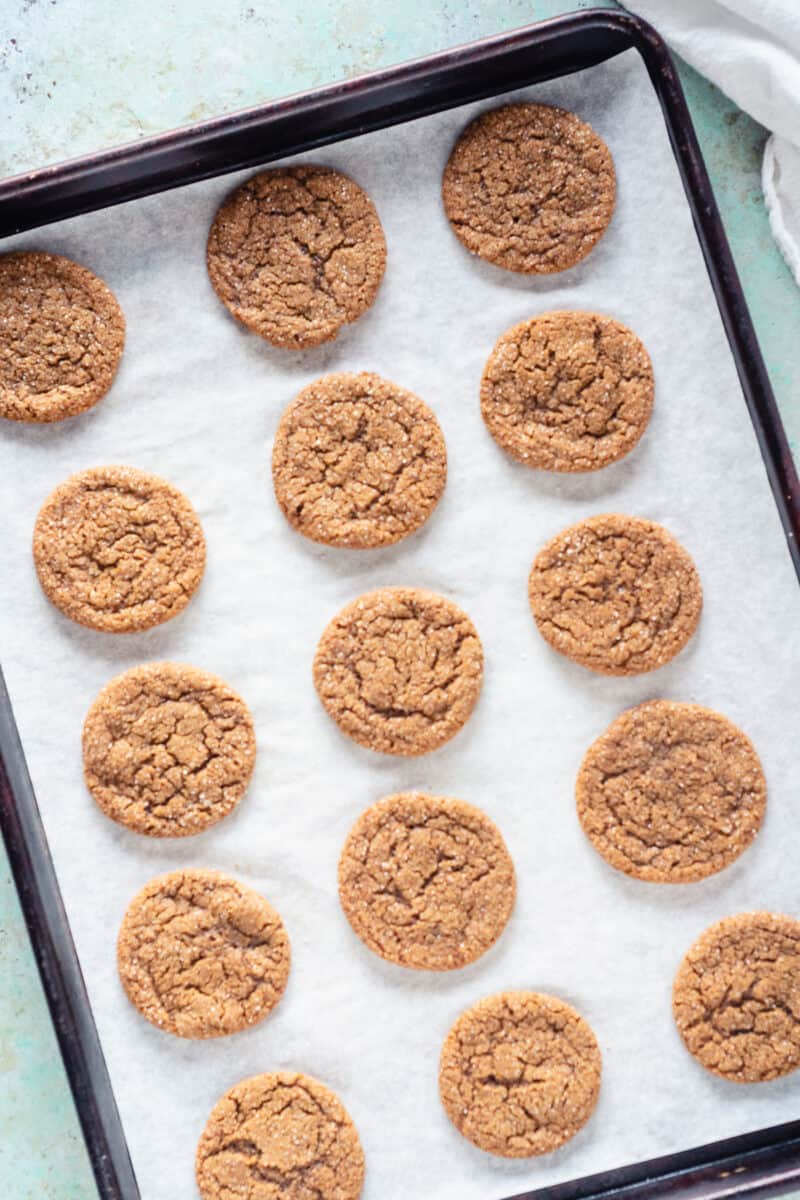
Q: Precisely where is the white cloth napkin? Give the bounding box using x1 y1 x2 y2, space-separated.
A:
625 0 800 284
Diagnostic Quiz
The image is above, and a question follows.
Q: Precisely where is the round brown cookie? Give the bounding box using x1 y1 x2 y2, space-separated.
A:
442 102 615 274
272 372 447 548
673 912 800 1082
439 991 601 1156
528 514 702 675
207 165 386 350
0 251 125 422
82 662 256 837
481 312 654 472
117 869 290 1039
313 587 483 756
33 465 206 633
338 792 515 970
577 701 766 883
196 1071 365 1200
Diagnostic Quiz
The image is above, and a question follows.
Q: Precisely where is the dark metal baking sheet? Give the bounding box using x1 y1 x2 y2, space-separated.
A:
1 9 798 1199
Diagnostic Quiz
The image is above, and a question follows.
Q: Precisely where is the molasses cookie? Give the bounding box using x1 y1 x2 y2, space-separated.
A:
117 869 290 1039
313 587 483 756
338 792 515 969
439 991 601 1156
0 251 125 422
673 912 800 1082
33 465 206 632
577 701 766 883
528 514 702 675
481 312 653 471
272 372 446 547
196 1072 365 1200
83 662 256 837
207 165 386 349
442 102 615 273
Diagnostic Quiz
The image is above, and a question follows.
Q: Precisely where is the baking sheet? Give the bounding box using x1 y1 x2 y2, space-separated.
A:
2 46 800 1200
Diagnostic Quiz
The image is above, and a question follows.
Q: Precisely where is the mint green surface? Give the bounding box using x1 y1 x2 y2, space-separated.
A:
1 3 799 1197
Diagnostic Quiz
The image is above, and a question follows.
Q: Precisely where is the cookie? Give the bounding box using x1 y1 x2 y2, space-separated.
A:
439 991 601 1156
196 1072 365 1200
117 869 290 1039
528 514 702 675
33 465 206 633
82 662 256 837
0 251 125 422
207 165 386 350
313 587 483 756
442 102 615 274
481 312 654 472
577 701 766 883
272 372 447 548
673 912 800 1082
338 792 515 970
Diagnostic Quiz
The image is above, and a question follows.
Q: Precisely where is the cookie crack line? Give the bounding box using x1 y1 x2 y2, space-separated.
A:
313 587 484 756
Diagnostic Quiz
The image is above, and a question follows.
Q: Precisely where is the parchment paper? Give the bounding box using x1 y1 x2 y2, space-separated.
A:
2 47 800 1200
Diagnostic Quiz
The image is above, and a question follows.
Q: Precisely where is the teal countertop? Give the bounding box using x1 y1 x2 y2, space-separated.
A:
1 2 799 1196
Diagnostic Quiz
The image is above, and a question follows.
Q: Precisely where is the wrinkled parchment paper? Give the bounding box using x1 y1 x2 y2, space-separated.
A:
2 47 800 1200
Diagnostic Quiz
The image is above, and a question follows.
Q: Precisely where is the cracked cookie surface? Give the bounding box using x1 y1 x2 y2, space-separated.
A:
439 991 601 1156
196 1070 365 1200
33 465 206 632
673 912 800 1082
272 372 447 548
577 701 766 883
313 587 483 756
338 792 515 970
528 514 702 675
83 662 256 837
117 869 290 1039
442 102 615 274
207 165 386 349
0 251 125 422
481 312 653 471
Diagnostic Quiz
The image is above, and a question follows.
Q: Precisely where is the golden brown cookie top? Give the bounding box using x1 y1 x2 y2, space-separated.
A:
207 165 386 349
577 701 766 883
338 792 515 970
481 312 654 472
673 912 800 1082
196 1071 365 1200
313 587 483 756
272 372 447 548
33 465 206 633
442 102 615 274
82 662 256 837
0 251 125 422
439 991 602 1157
117 869 290 1039
529 514 702 675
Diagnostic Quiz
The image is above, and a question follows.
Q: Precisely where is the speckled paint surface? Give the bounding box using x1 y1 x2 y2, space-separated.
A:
1 2 799 1197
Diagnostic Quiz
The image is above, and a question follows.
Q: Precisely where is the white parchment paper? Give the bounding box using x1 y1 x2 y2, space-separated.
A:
2 48 800 1200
